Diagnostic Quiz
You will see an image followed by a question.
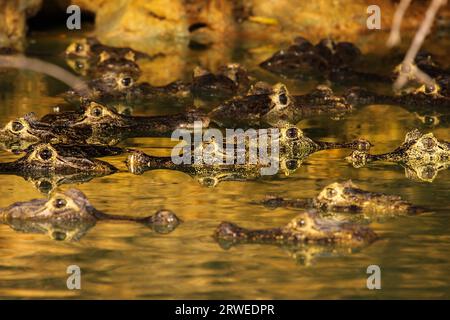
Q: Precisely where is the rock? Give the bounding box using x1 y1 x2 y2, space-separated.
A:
0 0 42 50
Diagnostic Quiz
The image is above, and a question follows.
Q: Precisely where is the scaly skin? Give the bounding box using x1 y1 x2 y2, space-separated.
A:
126 125 371 187
39 102 210 144
0 113 90 151
65 63 251 103
344 81 450 109
260 180 426 215
214 210 378 247
259 37 388 83
0 189 180 241
346 130 450 182
209 83 353 127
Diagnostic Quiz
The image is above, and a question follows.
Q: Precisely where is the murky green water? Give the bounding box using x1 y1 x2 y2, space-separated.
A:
0 30 449 299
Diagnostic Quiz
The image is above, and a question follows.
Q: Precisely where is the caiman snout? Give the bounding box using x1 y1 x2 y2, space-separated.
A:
141 209 181 233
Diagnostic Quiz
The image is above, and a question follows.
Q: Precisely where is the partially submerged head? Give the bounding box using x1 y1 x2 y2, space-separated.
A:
281 211 377 245
142 209 181 234
315 180 425 215
214 210 377 247
65 38 97 58
0 113 58 148
404 130 449 163
1 189 96 222
0 143 117 174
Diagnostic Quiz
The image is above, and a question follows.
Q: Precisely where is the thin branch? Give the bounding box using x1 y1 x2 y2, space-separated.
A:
387 0 412 47
0 55 89 95
393 0 447 91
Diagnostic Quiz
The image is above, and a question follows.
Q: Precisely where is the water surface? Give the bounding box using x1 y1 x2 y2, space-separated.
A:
0 30 449 299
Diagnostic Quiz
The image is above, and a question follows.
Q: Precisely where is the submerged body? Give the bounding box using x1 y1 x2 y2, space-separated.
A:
0 143 118 193
25 102 210 145
214 210 378 248
344 81 450 109
261 180 425 215
65 63 251 103
126 125 371 186
209 83 352 127
259 37 387 83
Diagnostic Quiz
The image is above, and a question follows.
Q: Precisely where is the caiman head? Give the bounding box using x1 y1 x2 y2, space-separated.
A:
263 83 296 126
66 71 137 100
0 113 60 151
214 210 378 248
65 38 92 57
70 102 130 127
66 58 91 76
0 143 117 174
1 189 98 222
403 130 450 164
0 189 181 240
314 180 426 215
259 39 329 78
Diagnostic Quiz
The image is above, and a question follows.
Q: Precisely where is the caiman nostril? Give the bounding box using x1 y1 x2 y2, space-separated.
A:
422 137 436 150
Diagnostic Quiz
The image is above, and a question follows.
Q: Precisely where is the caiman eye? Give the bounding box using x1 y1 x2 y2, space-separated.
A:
39 148 53 161
425 84 435 94
121 77 133 87
11 121 24 132
75 44 84 53
75 61 84 69
90 106 103 117
279 92 288 105
54 198 67 208
424 116 435 125
298 219 306 227
286 127 299 139
357 140 371 151
326 187 337 198
285 159 298 170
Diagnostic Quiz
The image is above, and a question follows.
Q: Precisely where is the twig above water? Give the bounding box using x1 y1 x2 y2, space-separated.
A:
390 0 448 91
0 55 89 96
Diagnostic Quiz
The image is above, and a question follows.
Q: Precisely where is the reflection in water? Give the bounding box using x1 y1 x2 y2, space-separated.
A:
346 129 450 182
258 180 427 217
0 143 118 194
127 125 370 187
0 31 449 299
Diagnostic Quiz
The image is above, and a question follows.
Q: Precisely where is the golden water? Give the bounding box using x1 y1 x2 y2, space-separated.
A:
0 30 449 299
